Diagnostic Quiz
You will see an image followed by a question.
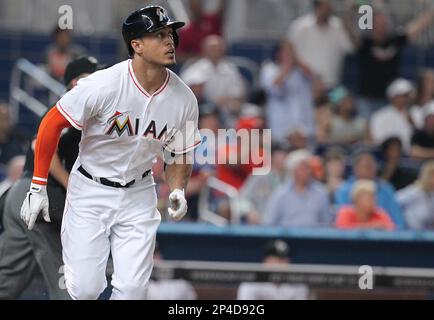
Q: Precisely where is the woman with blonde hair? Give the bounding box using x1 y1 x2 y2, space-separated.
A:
335 179 395 230
397 161 434 230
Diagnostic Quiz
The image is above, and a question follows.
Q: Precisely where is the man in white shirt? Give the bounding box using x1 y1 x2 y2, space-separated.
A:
260 41 315 143
288 0 355 89
237 240 310 300
146 244 197 300
370 78 415 153
181 35 246 127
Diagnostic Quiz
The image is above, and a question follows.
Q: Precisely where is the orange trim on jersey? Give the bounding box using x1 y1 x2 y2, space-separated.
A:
33 106 72 185
128 60 170 98
57 102 83 129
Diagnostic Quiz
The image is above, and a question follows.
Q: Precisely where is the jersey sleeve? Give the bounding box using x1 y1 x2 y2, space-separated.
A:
163 96 202 155
56 75 102 130
32 106 72 185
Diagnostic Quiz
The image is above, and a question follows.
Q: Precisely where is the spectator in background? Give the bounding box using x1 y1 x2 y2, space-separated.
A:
177 0 226 62
181 65 210 107
370 78 415 153
325 86 368 145
45 27 85 81
240 143 289 225
260 41 315 143
237 240 310 300
310 154 324 183
352 7 434 117
315 96 334 145
181 35 246 128
397 161 434 230
146 243 197 300
416 69 434 108
215 113 265 191
287 128 310 152
264 149 332 228
380 137 417 191
335 180 395 231
0 103 25 177
288 0 355 89
323 148 346 203
410 102 434 160
335 150 405 229
411 69 434 129
213 108 267 221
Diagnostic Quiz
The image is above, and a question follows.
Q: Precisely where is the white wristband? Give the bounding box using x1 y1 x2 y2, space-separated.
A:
30 182 46 193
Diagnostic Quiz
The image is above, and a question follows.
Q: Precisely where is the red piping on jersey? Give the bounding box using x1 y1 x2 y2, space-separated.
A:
169 139 202 154
184 139 202 151
57 102 83 129
153 71 170 96
128 60 170 98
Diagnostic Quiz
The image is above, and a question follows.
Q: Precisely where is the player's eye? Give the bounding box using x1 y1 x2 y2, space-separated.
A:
156 30 173 40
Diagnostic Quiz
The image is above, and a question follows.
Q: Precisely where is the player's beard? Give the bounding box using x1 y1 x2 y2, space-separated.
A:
164 61 176 67
163 55 177 67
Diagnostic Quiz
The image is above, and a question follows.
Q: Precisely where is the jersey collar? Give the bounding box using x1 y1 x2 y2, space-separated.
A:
128 59 170 98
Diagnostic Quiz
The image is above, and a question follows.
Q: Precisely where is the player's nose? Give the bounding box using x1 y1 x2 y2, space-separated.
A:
166 36 175 48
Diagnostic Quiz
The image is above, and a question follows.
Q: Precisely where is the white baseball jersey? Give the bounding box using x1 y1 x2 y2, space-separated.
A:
57 59 201 184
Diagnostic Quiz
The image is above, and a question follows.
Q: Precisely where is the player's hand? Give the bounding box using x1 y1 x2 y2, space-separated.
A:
168 188 187 221
20 183 50 230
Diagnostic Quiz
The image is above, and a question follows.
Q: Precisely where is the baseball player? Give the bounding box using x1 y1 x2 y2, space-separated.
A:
20 6 201 300
0 57 100 299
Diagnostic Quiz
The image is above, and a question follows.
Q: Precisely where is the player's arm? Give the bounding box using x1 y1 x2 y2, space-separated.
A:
164 152 193 221
163 95 201 221
165 155 193 191
30 137 70 189
21 107 72 230
49 152 70 189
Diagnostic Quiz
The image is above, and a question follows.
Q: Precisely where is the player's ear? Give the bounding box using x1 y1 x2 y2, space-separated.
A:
130 39 143 55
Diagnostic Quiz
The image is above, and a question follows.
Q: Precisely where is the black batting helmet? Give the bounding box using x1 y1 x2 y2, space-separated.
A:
122 6 185 57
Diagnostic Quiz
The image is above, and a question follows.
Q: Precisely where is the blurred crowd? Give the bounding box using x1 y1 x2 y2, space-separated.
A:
2 0 434 233
161 0 434 232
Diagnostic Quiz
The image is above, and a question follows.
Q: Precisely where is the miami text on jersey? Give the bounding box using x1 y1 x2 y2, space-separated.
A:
105 111 171 140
